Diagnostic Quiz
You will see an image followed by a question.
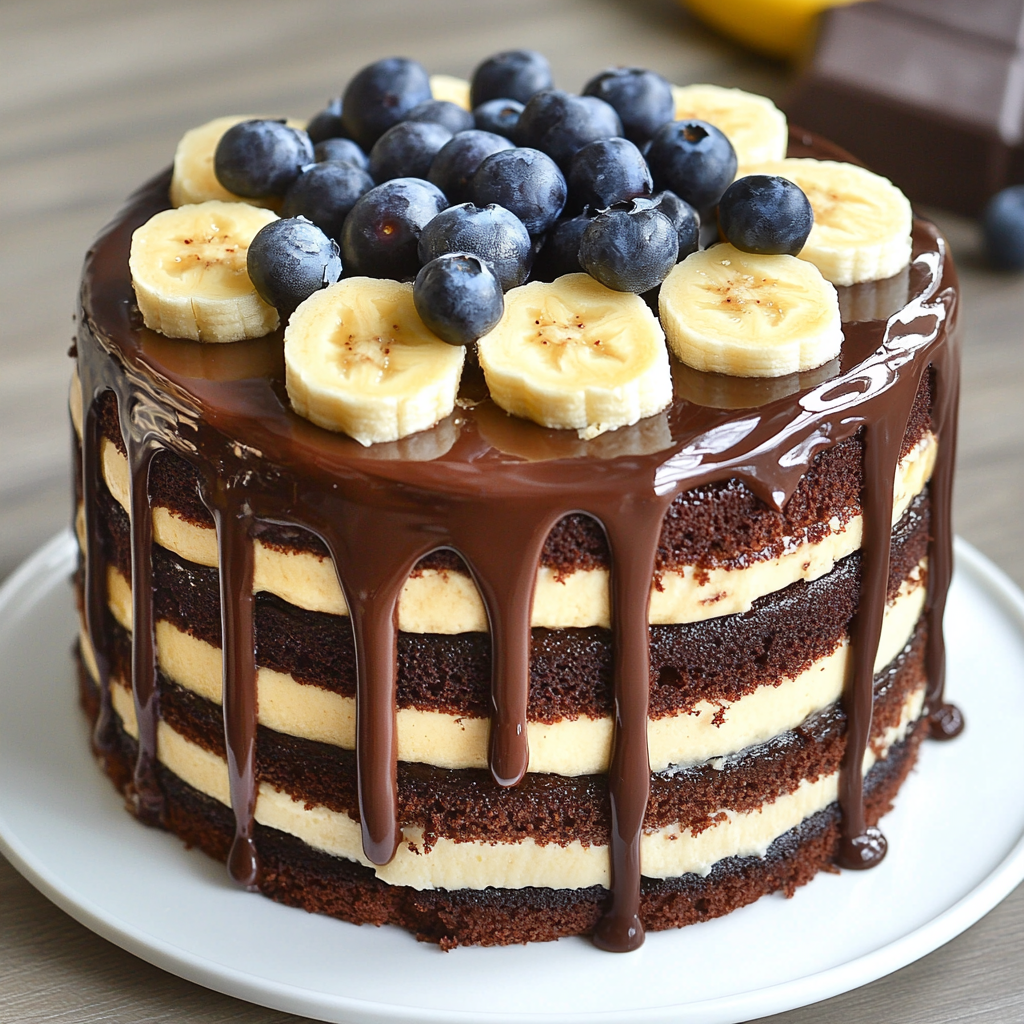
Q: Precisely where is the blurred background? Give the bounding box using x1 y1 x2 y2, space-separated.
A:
1 0 1023 1021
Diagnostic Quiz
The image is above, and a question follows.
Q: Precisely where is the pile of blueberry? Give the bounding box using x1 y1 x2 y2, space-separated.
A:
224 51 811 345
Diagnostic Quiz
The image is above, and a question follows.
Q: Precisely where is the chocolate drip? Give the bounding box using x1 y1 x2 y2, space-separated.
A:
203 481 260 889
80 395 115 759
924 350 965 741
123 437 164 825
455 506 564 788
74 134 963 951
836 424 897 868
593 499 668 952
315 506 434 866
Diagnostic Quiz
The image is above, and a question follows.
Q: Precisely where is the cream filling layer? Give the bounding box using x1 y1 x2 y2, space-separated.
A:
99 562 925 774
102 671 923 890
88 429 934 631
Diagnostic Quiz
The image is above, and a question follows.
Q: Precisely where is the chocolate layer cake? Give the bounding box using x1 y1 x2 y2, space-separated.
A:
71 120 962 951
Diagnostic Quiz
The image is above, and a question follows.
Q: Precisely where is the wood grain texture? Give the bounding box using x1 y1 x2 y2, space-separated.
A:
1 0 1022 1020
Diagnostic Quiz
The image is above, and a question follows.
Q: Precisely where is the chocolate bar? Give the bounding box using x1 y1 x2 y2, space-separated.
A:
785 0 1024 214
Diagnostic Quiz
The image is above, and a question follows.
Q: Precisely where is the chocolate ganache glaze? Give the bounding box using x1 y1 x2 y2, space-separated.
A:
76 130 962 952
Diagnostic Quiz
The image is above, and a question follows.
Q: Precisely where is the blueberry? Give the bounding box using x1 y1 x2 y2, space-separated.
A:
550 95 623 167
651 190 700 261
313 137 368 169
530 212 593 281
470 49 553 107
418 203 531 290
514 90 623 169
214 120 314 199
403 99 475 134
281 161 375 240
646 120 737 212
341 177 448 279
306 98 346 144
368 121 453 183
567 137 652 213
414 253 504 346
582 67 675 144
578 201 678 293
341 57 432 150
510 90 566 148
427 130 513 204
718 174 813 256
982 185 1024 270
246 217 342 317
473 98 524 138
469 147 567 235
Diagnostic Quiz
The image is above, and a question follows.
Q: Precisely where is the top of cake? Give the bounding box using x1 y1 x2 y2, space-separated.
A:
121 52 921 452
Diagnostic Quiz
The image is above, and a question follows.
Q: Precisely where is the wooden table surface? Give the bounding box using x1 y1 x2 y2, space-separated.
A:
1 0 1022 1020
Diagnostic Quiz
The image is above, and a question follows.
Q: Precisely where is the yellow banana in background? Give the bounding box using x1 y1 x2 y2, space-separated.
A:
681 0 865 60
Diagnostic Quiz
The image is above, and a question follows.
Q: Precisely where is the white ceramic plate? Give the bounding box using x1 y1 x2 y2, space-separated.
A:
1 532 1023 1024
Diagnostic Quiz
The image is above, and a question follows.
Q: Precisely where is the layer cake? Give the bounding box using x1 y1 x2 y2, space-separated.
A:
71 76 963 951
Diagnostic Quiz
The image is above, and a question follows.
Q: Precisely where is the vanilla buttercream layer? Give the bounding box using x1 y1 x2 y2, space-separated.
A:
102 673 923 890
99 562 926 774
87 423 935 631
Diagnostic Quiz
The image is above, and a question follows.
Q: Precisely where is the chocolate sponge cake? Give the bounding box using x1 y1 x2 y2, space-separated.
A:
70 56 962 951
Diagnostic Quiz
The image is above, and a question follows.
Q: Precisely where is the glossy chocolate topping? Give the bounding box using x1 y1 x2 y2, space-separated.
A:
77 130 962 951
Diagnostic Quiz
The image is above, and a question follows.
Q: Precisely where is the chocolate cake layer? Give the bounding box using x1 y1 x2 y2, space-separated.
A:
91 487 930 721
79 662 925 947
91 375 933 574
91 621 925 843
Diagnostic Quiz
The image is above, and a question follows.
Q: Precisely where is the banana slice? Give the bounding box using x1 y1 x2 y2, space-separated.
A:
671 84 787 166
659 244 842 378
429 74 472 111
129 200 279 343
285 278 465 445
170 115 305 208
476 273 672 436
743 158 913 286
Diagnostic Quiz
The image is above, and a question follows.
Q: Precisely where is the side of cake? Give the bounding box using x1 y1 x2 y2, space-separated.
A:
70 52 962 950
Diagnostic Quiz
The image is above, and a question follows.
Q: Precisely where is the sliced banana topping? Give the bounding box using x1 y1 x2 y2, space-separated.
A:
659 244 842 378
129 200 280 343
170 115 305 208
743 158 913 286
671 83 788 166
429 74 472 111
477 273 672 436
285 278 466 446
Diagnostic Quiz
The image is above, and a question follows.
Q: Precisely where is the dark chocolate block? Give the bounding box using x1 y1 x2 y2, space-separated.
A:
785 0 1024 214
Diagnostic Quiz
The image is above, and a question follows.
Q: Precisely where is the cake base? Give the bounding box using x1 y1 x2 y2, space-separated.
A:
78 656 926 949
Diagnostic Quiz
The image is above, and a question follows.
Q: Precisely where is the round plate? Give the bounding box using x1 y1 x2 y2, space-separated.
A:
2 532 1023 1024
